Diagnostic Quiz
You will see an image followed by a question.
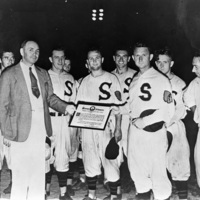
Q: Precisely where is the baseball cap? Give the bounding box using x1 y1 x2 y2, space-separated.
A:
105 137 119 160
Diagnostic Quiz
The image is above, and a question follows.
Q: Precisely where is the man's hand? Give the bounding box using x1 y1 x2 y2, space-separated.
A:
65 105 76 115
110 106 120 115
132 118 145 129
3 138 11 147
165 121 175 128
114 128 122 143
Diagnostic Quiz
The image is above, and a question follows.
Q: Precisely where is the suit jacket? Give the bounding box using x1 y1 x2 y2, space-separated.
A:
0 63 67 142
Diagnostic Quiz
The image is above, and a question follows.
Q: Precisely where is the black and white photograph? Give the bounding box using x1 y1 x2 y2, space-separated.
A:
0 0 200 200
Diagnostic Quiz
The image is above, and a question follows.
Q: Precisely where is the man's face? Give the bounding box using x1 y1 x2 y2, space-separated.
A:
132 47 153 70
0 52 15 68
50 50 65 72
63 59 71 73
113 50 130 70
155 55 174 76
192 57 200 78
20 41 39 65
87 51 103 71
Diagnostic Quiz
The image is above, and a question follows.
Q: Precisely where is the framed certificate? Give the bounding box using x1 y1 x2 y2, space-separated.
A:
69 101 112 130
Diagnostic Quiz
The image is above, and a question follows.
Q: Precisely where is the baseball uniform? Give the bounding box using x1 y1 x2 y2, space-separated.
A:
76 71 122 182
183 77 200 187
128 67 174 200
48 69 77 172
166 74 190 181
112 67 137 157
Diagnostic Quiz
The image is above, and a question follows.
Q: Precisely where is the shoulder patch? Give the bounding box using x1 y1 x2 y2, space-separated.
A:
115 91 122 101
163 90 173 103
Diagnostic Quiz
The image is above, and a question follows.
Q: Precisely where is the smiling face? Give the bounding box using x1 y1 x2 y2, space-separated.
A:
63 59 71 73
0 52 15 68
113 50 130 70
20 41 40 66
49 50 65 73
87 50 104 72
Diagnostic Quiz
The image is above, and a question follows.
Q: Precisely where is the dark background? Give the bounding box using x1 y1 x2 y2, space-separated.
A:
0 0 200 82
0 0 200 169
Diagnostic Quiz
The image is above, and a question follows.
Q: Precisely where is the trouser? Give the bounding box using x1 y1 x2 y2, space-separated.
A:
10 110 46 200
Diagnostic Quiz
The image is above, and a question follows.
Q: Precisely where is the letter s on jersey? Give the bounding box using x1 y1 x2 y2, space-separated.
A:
99 82 112 101
139 83 152 101
123 77 132 93
64 81 73 96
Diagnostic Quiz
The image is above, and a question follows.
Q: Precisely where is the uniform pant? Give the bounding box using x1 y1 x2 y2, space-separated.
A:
51 116 71 172
128 125 171 200
82 117 120 182
167 121 190 181
120 115 130 157
195 128 200 187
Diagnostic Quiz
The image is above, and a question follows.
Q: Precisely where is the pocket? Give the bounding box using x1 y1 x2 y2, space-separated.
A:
5 116 17 140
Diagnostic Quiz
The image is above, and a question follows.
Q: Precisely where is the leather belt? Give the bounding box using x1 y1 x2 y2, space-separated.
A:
50 112 64 117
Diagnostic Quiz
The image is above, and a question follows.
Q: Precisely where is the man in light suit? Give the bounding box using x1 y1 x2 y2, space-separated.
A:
0 40 75 200
0 49 15 194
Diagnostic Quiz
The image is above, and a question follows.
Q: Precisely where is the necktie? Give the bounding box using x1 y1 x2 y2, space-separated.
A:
29 67 40 98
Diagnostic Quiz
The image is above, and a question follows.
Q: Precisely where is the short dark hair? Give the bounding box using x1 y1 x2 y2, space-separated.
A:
133 41 152 54
114 46 130 56
51 46 66 56
154 46 173 61
0 49 14 59
21 39 39 49
193 50 200 58
87 46 102 58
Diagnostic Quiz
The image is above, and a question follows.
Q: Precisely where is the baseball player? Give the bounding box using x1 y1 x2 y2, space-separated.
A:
106 47 137 198
0 49 15 194
63 58 71 74
155 47 190 200
75 47 123 200
183 51 200 188
128 42 175 200
46 47 77 200
112 48 137 157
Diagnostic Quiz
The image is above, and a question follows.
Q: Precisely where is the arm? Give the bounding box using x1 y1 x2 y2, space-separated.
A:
183 80 196 110
45 71 75 115
114 113 122 142
134 80 175 129
0 71 11 136
166 83 186 127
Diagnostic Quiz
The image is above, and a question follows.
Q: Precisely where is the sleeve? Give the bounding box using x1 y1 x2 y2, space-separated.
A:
0 71 11 136
169 81 186 123
69 78 77 103
183 80 196 109
142 79 175 126
110 75 123 115
45 71 68 114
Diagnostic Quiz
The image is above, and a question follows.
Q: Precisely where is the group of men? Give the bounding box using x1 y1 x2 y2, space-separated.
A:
0 39 200 200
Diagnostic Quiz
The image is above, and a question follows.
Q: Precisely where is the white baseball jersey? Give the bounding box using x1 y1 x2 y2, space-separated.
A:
76 71 122 182
48 69 77 172
112 67 137 157
183 77 200 187
166 74 190 181
128 67 174 200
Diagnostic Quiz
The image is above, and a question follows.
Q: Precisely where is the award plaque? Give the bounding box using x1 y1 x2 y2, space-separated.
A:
69 101 111 130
